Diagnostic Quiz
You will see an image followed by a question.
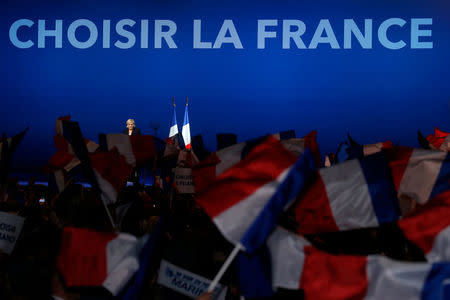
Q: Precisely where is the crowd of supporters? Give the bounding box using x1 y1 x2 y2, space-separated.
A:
0 125 448 299
0 178 225 299
0 173 435 299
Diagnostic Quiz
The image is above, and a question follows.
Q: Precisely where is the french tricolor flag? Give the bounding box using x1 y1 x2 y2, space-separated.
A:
387 147 450 205
94 134 163 204
398 190 450 263
89 148 134 205
193 131 319 193
57 227 147 296
182 99 191 150
53 135 99 154
294 151 401 235
168 102 178 138
54 116 99 154
268 227 450 300
48 150 81 172
195 135 316 252
99 134 160 168
50 116 99 174
49 117 103 195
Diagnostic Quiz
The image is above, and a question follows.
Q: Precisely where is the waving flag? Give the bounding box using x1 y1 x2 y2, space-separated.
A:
99 134 162 167
119 216 167 300
51 118 133 205
89 149 134 205
163 133 184 159
193 131 319 193
425 128 450 152
235 244 274 298
50 118 102 192
168 98 178 138
195 135 316 252
182 98 191 150
294 151 401 235
267 227 450 300
90 134 162 204
47 117 98 193
54 116 98 154
398 190 450 262
0 128 28 162
387 147 450 205
94 134 163 204
0 128 28 184
57 227 147 296
92 135 161 204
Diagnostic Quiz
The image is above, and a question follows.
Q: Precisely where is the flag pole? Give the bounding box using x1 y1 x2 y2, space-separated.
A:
185 97 190 152
101 198 117 230
207 243 243 292
169 96 176 210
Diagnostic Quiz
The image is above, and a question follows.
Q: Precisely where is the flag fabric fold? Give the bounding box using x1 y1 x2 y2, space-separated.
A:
164 133 184 158
47 117 99 193
119 216 167 300
169 104 178 138
50 118 164 204
387 147 450 205
52 119 102 194
54 116 99 156
193 131 319 194
235 245 275 299
182 101 191 150
426 127 450 152
398 190 450 263
99 133 160 167
195 135 316 252
57 227 147 296
89 148 134 205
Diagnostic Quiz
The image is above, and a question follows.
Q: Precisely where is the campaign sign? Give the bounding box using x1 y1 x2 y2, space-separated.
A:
174 168 195 194
0 211 25 254
158 259 227 300
1 0 449 171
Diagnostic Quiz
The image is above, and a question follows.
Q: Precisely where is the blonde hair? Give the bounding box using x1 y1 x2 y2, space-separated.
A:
126 119 135 126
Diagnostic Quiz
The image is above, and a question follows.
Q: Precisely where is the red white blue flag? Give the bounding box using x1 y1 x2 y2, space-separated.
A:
182 99 191 150
57 227 147 296
294 151 401 235
387 147 450 205
267 227 450 300
169 101 178 138
195 135 317 252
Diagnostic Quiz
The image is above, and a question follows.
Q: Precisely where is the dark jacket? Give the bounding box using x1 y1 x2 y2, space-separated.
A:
122 127 142 135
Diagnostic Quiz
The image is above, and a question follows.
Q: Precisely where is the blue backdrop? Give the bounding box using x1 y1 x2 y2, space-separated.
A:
1 0 449 172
